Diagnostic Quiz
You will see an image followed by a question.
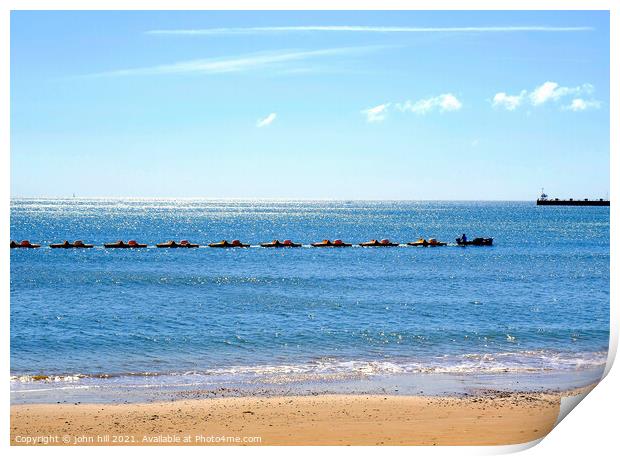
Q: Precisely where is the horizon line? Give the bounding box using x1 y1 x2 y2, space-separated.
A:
9 196 582 202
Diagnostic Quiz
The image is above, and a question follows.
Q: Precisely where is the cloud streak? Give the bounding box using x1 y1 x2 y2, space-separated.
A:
362 103 390 123
257 113 277 127
147 25 593 35
84 46 386 78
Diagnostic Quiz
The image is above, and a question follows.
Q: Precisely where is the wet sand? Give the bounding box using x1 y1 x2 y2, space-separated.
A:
10 391 570 446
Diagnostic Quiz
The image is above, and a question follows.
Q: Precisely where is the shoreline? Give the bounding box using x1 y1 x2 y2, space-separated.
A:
11 389 592 446
11 367 605 405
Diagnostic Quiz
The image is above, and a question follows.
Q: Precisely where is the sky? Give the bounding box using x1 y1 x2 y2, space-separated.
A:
10 10 610 200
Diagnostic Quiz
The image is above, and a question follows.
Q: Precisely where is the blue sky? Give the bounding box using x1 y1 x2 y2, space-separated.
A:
10 11 609 199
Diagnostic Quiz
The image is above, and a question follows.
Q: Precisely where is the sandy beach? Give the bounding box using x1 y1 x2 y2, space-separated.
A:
11 391 571 446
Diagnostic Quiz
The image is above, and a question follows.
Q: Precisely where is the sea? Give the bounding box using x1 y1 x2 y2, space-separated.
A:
10 199 610 403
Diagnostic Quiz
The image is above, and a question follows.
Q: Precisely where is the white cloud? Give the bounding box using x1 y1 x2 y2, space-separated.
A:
529 81 594 105
438 94 463 112
396 93 462 114
493 82 599 111
256 113 277 127
362 103 390 123
362 94 462 122
492 91 526 111
564 98 601 112
529 81 559 105
147 26 593 35
84 46 385 77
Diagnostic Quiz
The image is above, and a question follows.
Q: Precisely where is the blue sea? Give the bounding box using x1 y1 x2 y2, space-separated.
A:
10 199 609 403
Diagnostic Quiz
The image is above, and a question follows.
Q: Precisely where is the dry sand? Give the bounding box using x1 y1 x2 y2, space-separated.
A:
10 391 576 446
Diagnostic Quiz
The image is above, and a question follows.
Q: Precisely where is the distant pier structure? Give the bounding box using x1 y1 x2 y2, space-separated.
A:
536 188 609 206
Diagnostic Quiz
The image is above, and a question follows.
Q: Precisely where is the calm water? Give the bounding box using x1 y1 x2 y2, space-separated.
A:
10 199 609 401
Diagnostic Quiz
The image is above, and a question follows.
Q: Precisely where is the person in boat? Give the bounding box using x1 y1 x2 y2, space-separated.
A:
460 234 467 243
456 235 493 246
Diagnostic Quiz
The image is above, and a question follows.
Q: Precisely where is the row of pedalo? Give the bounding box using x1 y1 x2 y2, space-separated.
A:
11 235 493 249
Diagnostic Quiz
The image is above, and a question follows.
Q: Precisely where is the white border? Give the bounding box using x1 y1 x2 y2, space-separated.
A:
2 1 616 454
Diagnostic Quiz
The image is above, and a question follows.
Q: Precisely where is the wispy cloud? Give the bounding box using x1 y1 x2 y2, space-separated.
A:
564 98 601 112
396 94 462 114
493 81 600 111
362 103 390 123
257 113 277 127
84 46 385 78
147 25 593 35
363 94 462 123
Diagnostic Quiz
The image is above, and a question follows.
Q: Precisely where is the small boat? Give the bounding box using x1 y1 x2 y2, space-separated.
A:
208 239 250 248
408 238 447 247
50 240 94 249
456 236 493 246
359 239 399 247
10 240 41 249
104 240 148 248
156 240 199 248
260 239 302 248
311 239 352 247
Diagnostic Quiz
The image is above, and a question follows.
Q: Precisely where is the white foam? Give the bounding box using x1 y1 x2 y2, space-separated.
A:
10 350 608 389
